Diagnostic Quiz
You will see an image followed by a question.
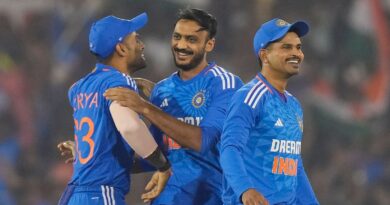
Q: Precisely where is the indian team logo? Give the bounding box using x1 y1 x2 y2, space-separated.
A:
192 91 205 108
276 19 288 27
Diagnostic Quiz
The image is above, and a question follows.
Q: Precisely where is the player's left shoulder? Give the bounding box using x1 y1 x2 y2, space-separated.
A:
206 64 243 91
103 70 137 90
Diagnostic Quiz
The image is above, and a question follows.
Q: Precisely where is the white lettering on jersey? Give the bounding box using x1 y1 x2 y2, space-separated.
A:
270 139 280 152
177 117 203 126
270 139 301 155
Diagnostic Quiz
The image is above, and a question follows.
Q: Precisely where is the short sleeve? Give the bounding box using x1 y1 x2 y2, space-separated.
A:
104 73 138 108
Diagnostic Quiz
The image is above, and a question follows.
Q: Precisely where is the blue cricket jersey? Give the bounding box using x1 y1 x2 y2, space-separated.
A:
149 62 243 205
220 73 319 205
67 63 138 194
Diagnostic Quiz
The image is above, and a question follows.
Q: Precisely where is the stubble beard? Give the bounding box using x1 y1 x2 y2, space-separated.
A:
172 48 205 71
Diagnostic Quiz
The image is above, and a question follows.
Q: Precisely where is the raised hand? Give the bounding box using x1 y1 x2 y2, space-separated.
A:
134 78 155 98
104 88 147 113
57 140 76 164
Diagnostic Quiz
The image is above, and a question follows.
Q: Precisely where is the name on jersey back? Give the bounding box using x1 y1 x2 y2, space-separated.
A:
74 92 99 111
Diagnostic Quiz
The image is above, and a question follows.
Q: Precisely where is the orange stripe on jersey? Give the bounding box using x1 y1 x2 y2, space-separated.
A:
256 75 273 94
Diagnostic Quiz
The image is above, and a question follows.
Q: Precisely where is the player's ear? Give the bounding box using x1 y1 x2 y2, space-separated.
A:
260 49 268 64
115 43 127 57
205 37 215 52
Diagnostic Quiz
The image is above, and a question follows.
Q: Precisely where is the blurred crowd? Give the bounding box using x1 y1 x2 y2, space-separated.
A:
0 0 389 204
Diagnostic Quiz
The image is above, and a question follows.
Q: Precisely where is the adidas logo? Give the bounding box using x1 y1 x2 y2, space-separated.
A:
274 118 284 127
160 98 168 108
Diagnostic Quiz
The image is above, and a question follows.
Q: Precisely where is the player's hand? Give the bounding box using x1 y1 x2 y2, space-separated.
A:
134 78 155 98
57 140 76 164
104 88 146 113
241 189 269 205
141 168 171 203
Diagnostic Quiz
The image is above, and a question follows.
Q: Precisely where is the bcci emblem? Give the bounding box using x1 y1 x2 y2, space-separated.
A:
192 91 205 108
276 19 288 27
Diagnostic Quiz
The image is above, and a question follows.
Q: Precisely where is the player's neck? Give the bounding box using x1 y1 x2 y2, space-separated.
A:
178 60 208 81
103 59 132 75
261 68 288 93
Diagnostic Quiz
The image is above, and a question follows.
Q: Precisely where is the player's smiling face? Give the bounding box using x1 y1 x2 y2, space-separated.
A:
263 32 304 77
121 32 146 73
171 19 214 71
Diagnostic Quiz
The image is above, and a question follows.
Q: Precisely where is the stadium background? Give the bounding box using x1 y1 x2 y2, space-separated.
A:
0 0 389 204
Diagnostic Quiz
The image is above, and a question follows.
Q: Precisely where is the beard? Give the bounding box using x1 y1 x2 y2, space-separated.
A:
128 56 146 73
172 47 205 71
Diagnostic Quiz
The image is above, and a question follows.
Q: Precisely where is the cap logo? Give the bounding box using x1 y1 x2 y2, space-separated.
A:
276 19 288 27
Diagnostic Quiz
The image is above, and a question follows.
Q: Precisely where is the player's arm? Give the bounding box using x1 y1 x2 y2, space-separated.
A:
134 77 155 98
104 76 243 152
105 88 203 151
110 101 170 171
131 119 167 174
197 76 244 153
138 99 203 151
131 155 160 174
296 156 319 205
220 90 269 205
110 101 171 201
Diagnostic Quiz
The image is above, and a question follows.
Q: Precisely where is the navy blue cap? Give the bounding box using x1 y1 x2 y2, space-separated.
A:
253 18 309 55
89 13 148 58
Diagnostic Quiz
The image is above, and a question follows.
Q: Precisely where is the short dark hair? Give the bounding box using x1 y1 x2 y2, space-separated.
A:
257 43 275 70
175 8 217 39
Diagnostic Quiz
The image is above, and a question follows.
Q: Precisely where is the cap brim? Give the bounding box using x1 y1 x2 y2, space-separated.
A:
289 21 309 37
129 12 148 32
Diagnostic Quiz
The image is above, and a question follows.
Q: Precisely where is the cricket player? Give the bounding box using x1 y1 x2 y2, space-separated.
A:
219 19 319 205
58 13 171 205
104 9 243 205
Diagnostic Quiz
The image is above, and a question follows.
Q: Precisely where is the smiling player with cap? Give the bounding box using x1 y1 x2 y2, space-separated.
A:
57 13 171 205
219 18 320 205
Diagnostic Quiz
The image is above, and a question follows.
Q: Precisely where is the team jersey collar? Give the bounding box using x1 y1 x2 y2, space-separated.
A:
256 73 274 92
94 63 120 73
256 72 288 102
173 62 216 84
